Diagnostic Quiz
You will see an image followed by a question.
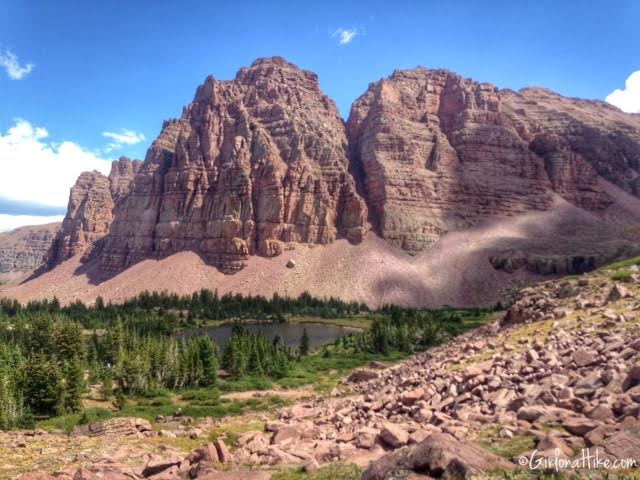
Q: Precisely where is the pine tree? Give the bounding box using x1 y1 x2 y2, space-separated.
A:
23 354 62 416
299 328 310 356
63 357 84 413
371 319 389 355
114 389 126 411
52 319 84 363
101 369 112 401
27 315 53 355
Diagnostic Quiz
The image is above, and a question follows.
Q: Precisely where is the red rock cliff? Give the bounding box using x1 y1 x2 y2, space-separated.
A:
348 69 639 251
49 60 640 273
49 157 141 265
99 57 367 273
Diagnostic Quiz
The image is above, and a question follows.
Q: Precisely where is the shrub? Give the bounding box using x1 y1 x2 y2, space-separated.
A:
611 269 633 281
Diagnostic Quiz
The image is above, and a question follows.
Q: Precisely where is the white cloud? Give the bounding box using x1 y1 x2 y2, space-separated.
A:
331 27 360 46
0 119 112 208
605 71 640 113
102 129 146 152
0 214 64 233
0 50 34 80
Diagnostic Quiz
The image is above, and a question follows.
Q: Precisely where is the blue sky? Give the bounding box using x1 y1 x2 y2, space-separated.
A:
0 0 639 230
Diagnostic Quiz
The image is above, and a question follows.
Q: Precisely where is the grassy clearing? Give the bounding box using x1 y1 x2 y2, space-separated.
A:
218 376 275 392
272 462 362 480
277 349 408 394
477 425 535 459
602 255 640 271
37 393 289 433
611 269 634 281
287 315 370 330
208 418 266 448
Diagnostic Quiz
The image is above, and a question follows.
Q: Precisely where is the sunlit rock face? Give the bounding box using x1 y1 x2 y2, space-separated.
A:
51 60 640 274
348 68 639 251
99 57 367 273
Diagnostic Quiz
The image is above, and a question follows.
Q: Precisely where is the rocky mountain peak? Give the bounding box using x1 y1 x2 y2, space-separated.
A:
348 65 640 251
35 58 640 282
97 57 367 273
109 156 142 202
48 158 141 267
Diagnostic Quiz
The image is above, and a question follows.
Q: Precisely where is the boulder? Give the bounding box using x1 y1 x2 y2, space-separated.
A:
606 284 632 303
363 433 513 480
600 422 640 460
572 349 598 367
272 425 305 445
348 369 379 383
563 418 600 437
622 365 640 391
401 388 425 406
142 454 182 477
71 417 152 438
379 423 409 449
187 444 220 464
214 438 233 464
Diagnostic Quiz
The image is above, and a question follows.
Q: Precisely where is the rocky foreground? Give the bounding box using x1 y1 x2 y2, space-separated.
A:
6 260 640 479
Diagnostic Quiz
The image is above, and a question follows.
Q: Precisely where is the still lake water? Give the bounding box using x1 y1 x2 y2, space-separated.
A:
186 322 360 349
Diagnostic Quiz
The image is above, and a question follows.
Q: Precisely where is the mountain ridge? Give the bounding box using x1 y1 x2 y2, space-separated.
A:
2 56 640 306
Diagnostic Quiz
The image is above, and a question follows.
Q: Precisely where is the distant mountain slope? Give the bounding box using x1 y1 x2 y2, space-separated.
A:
0 223 60 281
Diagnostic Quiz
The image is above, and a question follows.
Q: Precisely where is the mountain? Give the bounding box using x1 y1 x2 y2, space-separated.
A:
98 57 366 274
348 69 635 251
47 156 142 266
0 223 60 283
2 57 640 306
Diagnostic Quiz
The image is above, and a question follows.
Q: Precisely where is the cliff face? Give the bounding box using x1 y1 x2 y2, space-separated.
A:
100 57 367 273
49 157 141 265
347 69 639 252
45 59 640 276
0 223 60 274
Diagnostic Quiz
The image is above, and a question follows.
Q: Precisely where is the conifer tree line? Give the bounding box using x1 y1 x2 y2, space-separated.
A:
221 325 293 379
0 291 488 429
332 307 488 355
0 289 369 329
0 309 301 429
0 313 85 428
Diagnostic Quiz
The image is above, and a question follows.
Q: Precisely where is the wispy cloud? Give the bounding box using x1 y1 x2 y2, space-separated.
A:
0 49 34 80
102 129 146 152
606 71 640 114
331 27 361 46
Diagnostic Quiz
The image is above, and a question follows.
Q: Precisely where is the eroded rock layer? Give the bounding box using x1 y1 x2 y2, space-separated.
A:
49 157 141 265
0 223 60 274
45 59 640 275
348 69 640 251
100 57 367 273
